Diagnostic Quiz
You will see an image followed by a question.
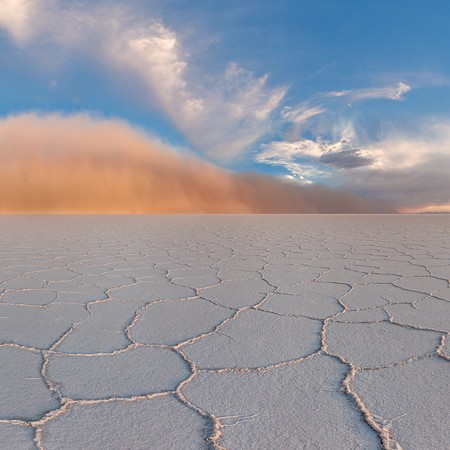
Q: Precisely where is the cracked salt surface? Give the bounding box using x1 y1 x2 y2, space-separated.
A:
0 215 449 449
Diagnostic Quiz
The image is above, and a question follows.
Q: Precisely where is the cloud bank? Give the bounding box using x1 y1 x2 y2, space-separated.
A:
0 113 393 213
259 120 450 212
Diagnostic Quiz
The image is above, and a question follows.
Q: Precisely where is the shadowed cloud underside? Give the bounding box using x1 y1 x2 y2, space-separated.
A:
0 114 393 214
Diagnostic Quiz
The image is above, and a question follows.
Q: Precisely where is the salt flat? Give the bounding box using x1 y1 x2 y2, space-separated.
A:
0 215 449 450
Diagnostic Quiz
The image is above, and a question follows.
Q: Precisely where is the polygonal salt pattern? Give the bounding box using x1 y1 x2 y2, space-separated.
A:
0 214 448 449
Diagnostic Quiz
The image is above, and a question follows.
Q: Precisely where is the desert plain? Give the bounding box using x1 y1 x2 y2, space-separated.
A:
0 214 449 449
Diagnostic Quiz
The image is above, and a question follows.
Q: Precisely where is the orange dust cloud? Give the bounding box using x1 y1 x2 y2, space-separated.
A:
0 113 395 214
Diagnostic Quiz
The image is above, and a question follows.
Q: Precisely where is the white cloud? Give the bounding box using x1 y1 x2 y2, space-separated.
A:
256 140 331 182
325 82 411 101
279 103 327 142
324 89 352 98
281 104 326 124
0 1 286 160
0 0 36 42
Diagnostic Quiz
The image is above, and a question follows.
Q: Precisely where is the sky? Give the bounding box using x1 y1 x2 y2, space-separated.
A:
1 0 450 213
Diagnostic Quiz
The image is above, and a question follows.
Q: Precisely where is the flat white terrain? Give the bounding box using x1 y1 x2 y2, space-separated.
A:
0 215 449 449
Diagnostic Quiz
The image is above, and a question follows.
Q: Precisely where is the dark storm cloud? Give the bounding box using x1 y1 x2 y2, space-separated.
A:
319 149 375 168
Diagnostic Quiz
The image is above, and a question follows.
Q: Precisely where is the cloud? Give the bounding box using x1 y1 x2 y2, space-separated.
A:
257 136 375 180
0 1 286 160
0 112 394 213
281 104 326 124
280 103 327 140
318 149 374 168
255 81 412 180
257 120 450 211
340 125 450 209
325 82 411 101
0 0 36 43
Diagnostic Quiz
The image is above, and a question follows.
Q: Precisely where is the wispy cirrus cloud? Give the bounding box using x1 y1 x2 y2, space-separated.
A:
281 104 326 124
0 0 286 161
279 103 327 142
324 81 411 101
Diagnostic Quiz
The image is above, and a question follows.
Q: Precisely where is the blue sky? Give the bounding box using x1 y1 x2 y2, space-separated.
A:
1 0 450 211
